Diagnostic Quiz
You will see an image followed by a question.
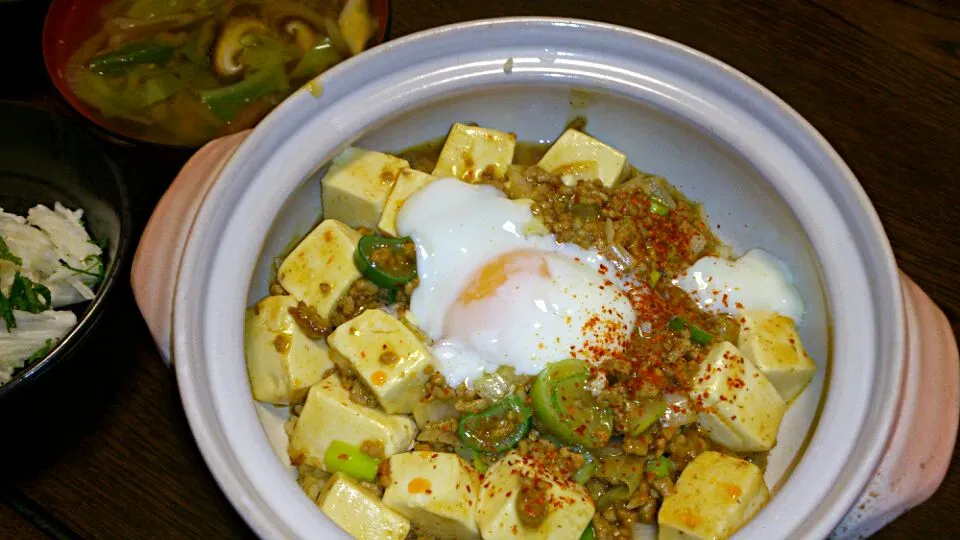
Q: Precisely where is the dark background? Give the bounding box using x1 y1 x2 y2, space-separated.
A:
1 0 958 538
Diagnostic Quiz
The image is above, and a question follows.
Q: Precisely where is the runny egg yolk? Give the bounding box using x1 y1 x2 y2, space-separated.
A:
396 178 637 386
436 248 637 385
457 250 550 305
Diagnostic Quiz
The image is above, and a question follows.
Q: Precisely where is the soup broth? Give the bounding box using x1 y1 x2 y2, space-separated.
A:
66 0 378 146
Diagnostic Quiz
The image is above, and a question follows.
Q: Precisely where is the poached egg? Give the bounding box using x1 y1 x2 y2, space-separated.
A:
396 178 635 386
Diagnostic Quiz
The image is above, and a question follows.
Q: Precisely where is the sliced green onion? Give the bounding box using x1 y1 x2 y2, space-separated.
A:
199 62 289 121
646 455 672 479
580 523 596 540
88 41 177 75
649 200 670 216
668 317 713 345
324 440 380 482
457 395 532 454
531 359 584 438
553 375 613 448
531 359 612 449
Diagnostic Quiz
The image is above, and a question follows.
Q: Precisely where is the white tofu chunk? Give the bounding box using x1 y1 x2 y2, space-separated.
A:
244 295 334 404
658 451 769 540
317 473 411 540
378 168 437 236
691 342 786 452
537 129 628 188
321 147 410 229
432 123 517 182
328 309 434 414
737 309 817 402
476 452 594 540
289 375 417 469
382 452 481 539
276 219 362 319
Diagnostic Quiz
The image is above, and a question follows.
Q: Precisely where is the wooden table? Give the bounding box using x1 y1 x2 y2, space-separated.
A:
1 1 957 538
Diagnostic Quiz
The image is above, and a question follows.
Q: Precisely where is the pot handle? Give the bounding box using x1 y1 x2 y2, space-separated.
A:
131 130 251 364
832 272 959 538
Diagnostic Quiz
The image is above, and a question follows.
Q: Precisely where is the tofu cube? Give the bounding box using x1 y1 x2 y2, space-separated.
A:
737 310 817 402
691 342 787 452
476 452 594 540
658 451 769 540
277 219 362 319
289 375 417 469
317 473 411 540
321 147 410 229
432 123 517 182
537 129 628 188
328 309 434 414
244 295 334 404
382 452 481 539
378 168 437 236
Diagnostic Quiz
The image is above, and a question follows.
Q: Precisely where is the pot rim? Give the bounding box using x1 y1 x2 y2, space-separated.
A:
171 17 904 539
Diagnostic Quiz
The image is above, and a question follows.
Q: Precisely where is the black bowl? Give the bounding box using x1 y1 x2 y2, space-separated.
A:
0 101 131 401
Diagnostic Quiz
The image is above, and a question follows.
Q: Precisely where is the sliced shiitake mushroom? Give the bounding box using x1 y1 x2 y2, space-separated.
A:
213 18 269 78
284 20 316 54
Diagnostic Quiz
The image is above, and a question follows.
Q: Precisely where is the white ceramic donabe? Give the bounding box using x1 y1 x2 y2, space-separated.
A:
131 18 959 540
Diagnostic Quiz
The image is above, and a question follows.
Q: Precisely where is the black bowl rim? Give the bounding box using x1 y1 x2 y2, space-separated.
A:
0 100 133 402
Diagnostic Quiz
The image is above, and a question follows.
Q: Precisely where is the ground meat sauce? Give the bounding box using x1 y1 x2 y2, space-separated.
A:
397 132 756 538
283 129 761 540
517 476 552 527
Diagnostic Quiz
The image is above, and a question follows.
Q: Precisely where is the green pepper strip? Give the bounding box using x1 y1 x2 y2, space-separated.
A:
88 41 177 75
199 62 289 121
290 38 343 80
580 523 596 540
668 316 713 345
531 359 613 449
649 200 670 216
353 235 418 288
573 453 595 485
181 19 217 67
457 395 532 454
646 455 672 478
324 440 380 482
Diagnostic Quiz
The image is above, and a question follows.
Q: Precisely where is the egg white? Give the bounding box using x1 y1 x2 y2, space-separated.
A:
673 248 804 322
397 178 636 386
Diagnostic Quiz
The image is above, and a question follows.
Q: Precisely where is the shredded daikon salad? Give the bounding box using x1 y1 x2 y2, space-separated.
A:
0 203 104 384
